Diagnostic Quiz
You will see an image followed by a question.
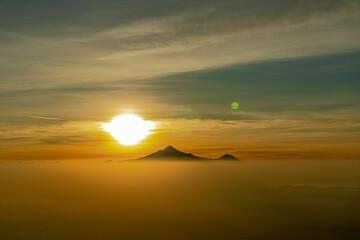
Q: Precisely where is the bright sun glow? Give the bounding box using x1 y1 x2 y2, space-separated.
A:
102 114 155 146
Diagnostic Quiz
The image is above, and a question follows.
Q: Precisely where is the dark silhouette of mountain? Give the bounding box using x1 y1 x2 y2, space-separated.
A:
139 145 206 160
137 146 239 161
217 154 238 160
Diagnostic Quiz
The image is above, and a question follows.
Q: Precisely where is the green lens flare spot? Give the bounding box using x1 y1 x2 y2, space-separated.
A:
231 102 239 110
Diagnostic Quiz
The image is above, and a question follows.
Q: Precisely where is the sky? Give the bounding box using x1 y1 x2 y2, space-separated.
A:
0 0 360 160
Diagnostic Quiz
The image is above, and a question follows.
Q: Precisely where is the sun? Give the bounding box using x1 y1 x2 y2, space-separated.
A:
102 113 155 146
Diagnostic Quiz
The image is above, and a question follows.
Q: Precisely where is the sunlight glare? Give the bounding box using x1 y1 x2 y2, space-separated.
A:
102 114 155 146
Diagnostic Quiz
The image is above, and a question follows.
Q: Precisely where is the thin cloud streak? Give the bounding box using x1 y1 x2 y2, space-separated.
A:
26 115 64 121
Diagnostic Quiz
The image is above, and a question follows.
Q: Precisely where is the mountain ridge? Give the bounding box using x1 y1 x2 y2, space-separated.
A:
137 145 238 161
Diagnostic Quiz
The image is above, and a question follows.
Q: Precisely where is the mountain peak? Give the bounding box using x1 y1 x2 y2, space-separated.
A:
139 146 205 160
161 145 183 154
218 154 238 160
164 145 177 151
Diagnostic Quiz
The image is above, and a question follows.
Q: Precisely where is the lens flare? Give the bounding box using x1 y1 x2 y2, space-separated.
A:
231 102 239 110
102 114 155 146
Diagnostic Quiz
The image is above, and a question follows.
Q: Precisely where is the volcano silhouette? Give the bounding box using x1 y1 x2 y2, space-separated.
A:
138 146 238 161
217 154 238 161
140 145 204 160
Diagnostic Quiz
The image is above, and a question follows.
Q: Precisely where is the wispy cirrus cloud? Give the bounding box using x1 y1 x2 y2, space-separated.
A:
2 0 359 93
75 0 360 58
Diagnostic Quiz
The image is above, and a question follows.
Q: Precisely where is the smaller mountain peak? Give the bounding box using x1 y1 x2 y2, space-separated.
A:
218 154 238 160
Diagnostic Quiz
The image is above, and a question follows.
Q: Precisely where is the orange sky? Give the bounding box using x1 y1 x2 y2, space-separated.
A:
1 115 360 161
1 0 360 161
